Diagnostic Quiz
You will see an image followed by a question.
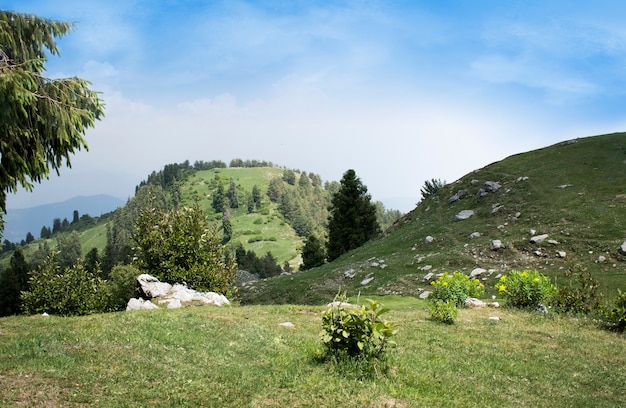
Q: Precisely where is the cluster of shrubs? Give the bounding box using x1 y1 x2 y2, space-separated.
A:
428 269 626 332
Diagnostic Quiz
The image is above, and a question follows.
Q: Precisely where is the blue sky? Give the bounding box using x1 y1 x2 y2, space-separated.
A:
4 0 626 212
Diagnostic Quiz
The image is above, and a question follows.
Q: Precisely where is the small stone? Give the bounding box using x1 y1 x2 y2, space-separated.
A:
488 316 502 321
465 298 487 308
535 304 548 313
419 291 431 299
619 241 626 256
488 302 500 308
470 268 487 278
557 251 566 258
598 255 607 263
360 277 374 285
422 272 434 282
454 210 475 221
41 312 49 317
530 234 549 244
469 232 481 239
279 322 295 329
490 240 503 250
424 236 434 244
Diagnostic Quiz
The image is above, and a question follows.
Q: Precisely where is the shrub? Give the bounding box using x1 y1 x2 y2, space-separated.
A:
320 294 397 360
428 299 458 324
21 255 109 316
552 270 602 315
496 270 556 309
429 272 484 307
106 264 141 311
603 289 626 332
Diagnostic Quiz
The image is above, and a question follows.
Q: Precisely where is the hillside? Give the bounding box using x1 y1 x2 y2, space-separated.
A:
240 133 626 305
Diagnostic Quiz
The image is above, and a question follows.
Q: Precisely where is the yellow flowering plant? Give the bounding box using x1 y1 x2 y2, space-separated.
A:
496 269 555 308
429 272 485 307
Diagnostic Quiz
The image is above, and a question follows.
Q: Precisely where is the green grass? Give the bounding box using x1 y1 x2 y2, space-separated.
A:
241 133 626 305
1 298 625 407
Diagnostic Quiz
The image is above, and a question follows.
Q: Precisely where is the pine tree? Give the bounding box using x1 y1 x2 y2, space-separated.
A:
0 11 104 219
326 169 380 261
300 234 326 270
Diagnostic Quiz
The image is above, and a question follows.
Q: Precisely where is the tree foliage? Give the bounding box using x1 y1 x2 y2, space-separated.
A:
326 169 380 261
420 178 446 200
132 205 236 294
300 234 326 270
0 11 104 217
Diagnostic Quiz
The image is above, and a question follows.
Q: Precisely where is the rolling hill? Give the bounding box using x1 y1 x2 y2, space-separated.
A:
240 132 626 305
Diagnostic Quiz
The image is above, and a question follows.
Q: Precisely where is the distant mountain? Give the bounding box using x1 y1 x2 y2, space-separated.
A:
3 195 125 242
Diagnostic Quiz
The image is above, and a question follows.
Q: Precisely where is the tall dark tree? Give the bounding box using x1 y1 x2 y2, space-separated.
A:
212 183 225 213
0 247 30 316
326 169 380 261
25 231 35 243
252 185 262 210
40 225 52 239
72 210 80 224
227 177 239 208
300 234 326 270
52 217 62 234
0 11 104 228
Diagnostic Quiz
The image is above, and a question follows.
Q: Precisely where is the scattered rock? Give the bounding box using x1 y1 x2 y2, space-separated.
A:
619 241 626 256
422 272 434 282
470 268 487 278
279 322 295 329
465 298 487 308
470 179 480 185
490 240 502 251
488 302 500 308
236 270 259 286
326 301 354 308
516 176 529 183
530 229 536 236
137 274 172 298
468 232 481 239
598 255 607 263
477 181 501 198
126 298 159 311
488 316 502 321
361 276 374 285
424 236 434 244
41 312 49 317
530 234 549 244
344 269 356 279
454 210 475 221
420 265 433 271
557 251 567 258
535 304 548 313
547 239 560 245
419 291 431 299
557 184 573 189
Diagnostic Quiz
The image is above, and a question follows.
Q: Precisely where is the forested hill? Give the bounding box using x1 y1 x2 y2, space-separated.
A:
0 159 402 275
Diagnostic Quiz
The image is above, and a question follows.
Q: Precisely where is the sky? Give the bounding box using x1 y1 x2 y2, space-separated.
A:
3 0 626 213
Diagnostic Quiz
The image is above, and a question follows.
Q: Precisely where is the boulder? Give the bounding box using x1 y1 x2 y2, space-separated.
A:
137 274 172 298
530 234 549 244
419 291 431 299
477 181 500 198
422 272 434 282
454 210 474 221
465 298 487 308
470 268 487 278
557 251 567 258
424 235 435 244
620 241 626 256
490 240 502 251
468 232 481 239
126 298 159 311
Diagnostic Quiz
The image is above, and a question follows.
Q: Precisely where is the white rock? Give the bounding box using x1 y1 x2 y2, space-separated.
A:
557 251 567 258
488 302 500 308
530 234 549 244
419 291 431 299
279 322 295 329
620 241 626 256
424 236 434 244
598 255 607 263
488 316 502 321
126 298 159 311
469 232 481 239
420 265 433 271
465 298 487 308
454 210 475 221
422 272 434 282
470 268 487 278
41 312 49 317
137 274 172 298
360 277 374 285
490 240 502 250
327 301 354 308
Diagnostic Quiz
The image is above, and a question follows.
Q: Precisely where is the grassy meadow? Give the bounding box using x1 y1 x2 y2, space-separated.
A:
1 297 625 407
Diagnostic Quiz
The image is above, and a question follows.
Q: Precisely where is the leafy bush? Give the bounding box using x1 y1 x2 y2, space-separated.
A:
132 205 237 294
428 299 458 324
320 294 397 360
429 272 484 307
552 270 602 315
496 270 556 309
21 255 110 316
105 264 141 311
603 289 626 332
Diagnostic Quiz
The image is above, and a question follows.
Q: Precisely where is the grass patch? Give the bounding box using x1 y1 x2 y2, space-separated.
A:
1 298 625 407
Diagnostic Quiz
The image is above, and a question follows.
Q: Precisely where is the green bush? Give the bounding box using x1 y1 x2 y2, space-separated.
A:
21 255 109 316
552 270 602 315
428 299 458 324
603 289 626 332
496 270 556 309
106 264 141 311
429 272 484 307
320 294 397 360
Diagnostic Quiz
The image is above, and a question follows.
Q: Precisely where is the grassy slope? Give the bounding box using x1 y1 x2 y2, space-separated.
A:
241 133 626 305
1 299 624 407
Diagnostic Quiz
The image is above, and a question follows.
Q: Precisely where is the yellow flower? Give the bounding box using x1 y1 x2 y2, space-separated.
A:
498 284 506 293
442 282 448 287
520 271 528 278
500 276 506 282
533 278 540 283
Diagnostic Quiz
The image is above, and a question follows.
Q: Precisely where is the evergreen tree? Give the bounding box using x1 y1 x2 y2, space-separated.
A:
52 218 62 234
56 231 82 269
212 183 225 213
300 234 326 270
267 177 284 202
0 11 104 221
227 177 239 208
222 211 233 244
40 225 52 239
25 231 35 243
0 247 30 316
282 169 296 185
252 185 262 210
72 210 80 224
85 247 99 275
326 169 380 261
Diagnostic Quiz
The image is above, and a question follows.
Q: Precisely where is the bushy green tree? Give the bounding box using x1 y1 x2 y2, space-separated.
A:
301 234 326 270
326 169 380 261
0 247 30 316
420 178 446 200
0 11 104 225
56 231 82 269
21 255 109 316
132 205 236 294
